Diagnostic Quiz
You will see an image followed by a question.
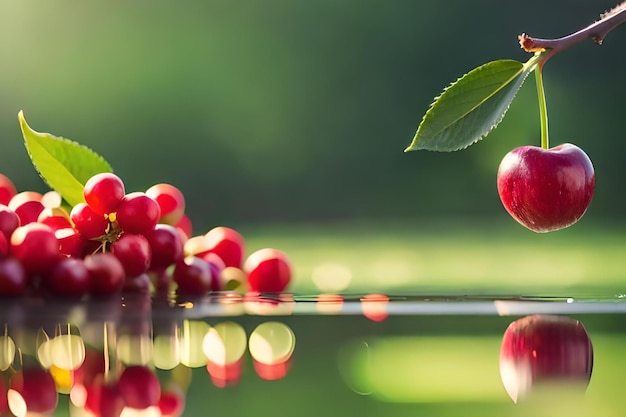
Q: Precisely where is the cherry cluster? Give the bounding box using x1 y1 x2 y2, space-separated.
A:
0 172 292 298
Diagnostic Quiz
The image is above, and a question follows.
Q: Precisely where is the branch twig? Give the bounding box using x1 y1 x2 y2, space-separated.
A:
519 1 626 66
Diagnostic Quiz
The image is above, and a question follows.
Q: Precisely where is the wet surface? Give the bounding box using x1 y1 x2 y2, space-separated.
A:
1 292 626 416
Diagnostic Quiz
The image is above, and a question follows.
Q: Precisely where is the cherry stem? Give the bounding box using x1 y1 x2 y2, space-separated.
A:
534 64 549 150
519 2 626 65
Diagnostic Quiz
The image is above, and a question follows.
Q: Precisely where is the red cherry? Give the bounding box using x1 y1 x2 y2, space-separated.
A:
10 223 60 277
70 203 109 240
111 233 152 277
146 224 185 270
37 207 73 231
500 314 593 403
200 252 226 291
497 143 595 232
83 172 126 215
85 253 126 296
0 204 20 241
55 227 88 258
0 257 28 297
175 214 192 240
115 192 161 235
204 227 245 268
0 233 7 258
8 191 44 225
244 248 292 293
41 190 62 209
0 173 17 206
44 257 90 297
145 183 186 225
118 365 161 409
173 256 213 295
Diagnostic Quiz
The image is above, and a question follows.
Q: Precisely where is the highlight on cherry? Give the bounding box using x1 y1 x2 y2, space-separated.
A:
0 111 293 298
405 3 626 233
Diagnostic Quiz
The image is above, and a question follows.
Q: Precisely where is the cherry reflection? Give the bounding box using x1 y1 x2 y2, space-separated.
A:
316 294 344 315
248 321 296 381
360 294 389 322
243 292 295 316
203 322 247 387
499 314 594 403
0 294 298 415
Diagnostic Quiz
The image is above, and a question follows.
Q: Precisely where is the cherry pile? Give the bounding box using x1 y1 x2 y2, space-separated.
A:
0 172 292 298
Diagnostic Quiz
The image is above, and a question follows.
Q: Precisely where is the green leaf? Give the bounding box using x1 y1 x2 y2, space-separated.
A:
405 55 540 152
18 111 113 207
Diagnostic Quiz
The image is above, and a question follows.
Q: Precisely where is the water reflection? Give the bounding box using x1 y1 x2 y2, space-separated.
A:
0 293 614 416
499 314 594 403
360 294 389 322
338 313 595 406
0 294 297 416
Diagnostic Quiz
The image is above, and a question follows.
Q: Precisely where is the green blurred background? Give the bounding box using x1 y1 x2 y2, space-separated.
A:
1 0 624 227
1 1 626 295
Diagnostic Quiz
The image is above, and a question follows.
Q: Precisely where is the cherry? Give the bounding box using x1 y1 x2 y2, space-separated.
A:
56 227 88 258
70 203 109 239
244 248 292 293
85 252 126 296
111 233 152 277
145 183 186 225
10 223 60 277
44 257 90 297
41 190 62 209
37 207 73 231
8 367 59 416
115 192 161 235
146 224 185 271
173 256 213 295
200 252 225 291
0 257 28 297
0 233 7 258
497 143 595 232
207 227 245 268
118 365 161 409
0 204 20 241
0 173 17 206
175 214 192 240
187 226 244 268
8 191 44 225
83 172 126 215
500 314 593 403
221 266 248 292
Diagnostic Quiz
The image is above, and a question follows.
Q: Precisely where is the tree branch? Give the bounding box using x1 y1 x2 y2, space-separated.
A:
518 1 626 66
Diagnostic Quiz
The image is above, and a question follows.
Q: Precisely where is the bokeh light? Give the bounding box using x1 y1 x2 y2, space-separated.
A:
248 322 295 366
